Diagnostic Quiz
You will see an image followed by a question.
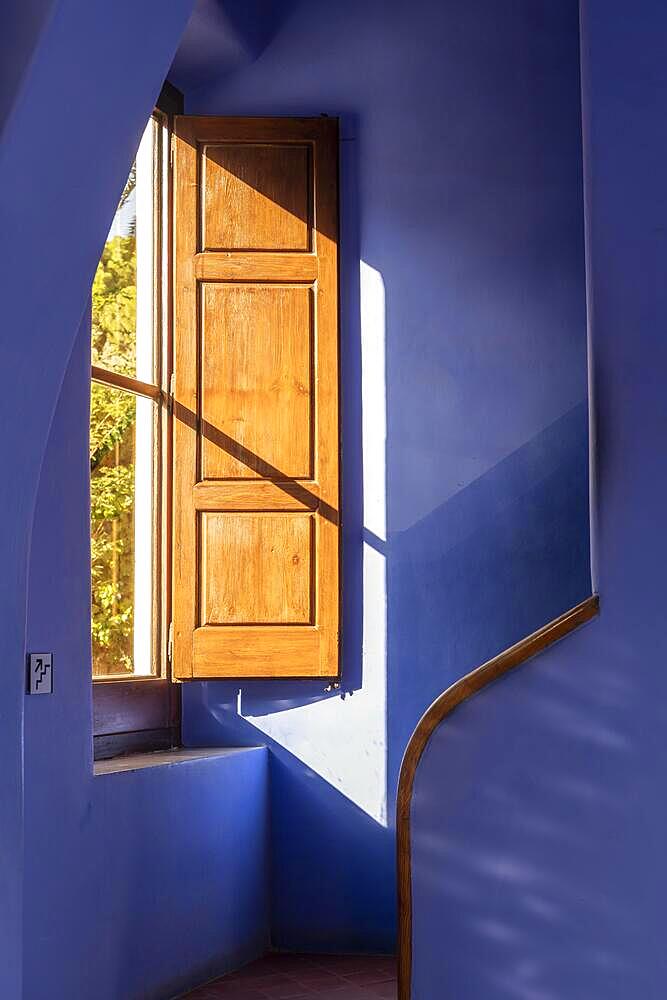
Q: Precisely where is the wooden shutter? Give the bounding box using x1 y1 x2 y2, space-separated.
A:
172 117 339 679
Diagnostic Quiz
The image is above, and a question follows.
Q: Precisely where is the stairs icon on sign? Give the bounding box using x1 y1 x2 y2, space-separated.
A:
28 653 53 695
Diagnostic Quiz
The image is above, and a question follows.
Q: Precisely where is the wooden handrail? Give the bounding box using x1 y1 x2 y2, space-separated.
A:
396 593 600 999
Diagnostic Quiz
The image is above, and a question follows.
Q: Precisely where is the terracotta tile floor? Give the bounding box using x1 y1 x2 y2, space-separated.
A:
180 953 397 1000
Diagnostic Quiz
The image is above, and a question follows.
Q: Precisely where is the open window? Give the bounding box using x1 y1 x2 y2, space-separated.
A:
92 108 340 757
91 84 181 758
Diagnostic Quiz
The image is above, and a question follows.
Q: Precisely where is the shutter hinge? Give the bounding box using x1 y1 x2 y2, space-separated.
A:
167 621 174 664
168 372 175 416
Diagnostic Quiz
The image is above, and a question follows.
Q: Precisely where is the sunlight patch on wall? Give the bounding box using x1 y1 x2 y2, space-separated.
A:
233 262 388 824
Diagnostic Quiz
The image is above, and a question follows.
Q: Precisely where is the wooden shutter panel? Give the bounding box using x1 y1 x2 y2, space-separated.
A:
172 117 339 679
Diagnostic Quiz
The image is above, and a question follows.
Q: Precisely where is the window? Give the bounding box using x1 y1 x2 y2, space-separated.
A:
91 116 160 679
91 84 182 758
92 109 340 758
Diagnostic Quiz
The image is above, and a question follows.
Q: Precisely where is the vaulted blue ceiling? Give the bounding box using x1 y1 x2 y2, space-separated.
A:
168 0 296 94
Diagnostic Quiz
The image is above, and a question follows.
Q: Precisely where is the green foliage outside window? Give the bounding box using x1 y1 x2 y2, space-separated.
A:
90 172 138 675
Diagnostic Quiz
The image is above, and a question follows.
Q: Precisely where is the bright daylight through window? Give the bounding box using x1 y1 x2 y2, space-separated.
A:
90 113 166 678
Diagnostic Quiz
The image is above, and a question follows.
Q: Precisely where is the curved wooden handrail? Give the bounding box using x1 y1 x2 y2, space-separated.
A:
396 593 600 999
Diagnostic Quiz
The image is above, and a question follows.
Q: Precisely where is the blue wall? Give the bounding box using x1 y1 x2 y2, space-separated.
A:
181 0 591 955
0 0 54 134
0 1 197 990
0 0 592 992
24 317 270 1000
1 2 274 996
409 1 667 996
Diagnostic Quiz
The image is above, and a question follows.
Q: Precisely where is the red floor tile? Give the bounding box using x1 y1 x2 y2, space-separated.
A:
178 954 397 1000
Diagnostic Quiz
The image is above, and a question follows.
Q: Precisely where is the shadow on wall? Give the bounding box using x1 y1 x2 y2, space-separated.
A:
387 401 591 793
188 694 395 953
184 400 590 952
179 0 591 954
170 0 302 96
0 0 54 132
410 620 662 999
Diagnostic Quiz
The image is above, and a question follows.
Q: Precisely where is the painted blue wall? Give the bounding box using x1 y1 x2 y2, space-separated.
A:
0 0 198 990
1 0 592 990
24 316 270 1000
181 0 591 955
169 0 299 93
0 0 54 134
1 2 273 996
409 2 667 996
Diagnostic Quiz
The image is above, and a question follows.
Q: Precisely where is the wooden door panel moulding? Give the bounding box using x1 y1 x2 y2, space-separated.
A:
173 116 339 681
175 116 335 145
192 624 327 678
396 594 600 1000
201 142 312 252
193 253 319 282
191 481 322 512
199 282 315 481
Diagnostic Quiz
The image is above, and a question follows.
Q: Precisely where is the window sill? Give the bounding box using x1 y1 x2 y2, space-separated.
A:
94 746 264 776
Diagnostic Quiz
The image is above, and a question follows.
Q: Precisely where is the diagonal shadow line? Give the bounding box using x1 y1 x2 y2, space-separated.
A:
174 399 339 526
178 124 339 244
